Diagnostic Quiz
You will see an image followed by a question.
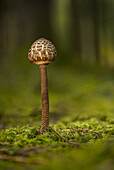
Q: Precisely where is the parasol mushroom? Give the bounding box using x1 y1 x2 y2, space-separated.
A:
28 38 56 132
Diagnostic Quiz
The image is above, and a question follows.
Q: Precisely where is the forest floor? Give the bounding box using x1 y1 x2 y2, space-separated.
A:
0 61 114 170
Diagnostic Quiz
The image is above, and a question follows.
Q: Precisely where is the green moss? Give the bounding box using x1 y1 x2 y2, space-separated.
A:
0 117 113 149
0 117 113 170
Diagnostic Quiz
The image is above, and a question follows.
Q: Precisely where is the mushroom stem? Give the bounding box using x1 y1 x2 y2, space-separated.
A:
40 64 49 132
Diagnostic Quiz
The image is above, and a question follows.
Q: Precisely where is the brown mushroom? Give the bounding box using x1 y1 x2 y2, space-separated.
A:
28 38 56 132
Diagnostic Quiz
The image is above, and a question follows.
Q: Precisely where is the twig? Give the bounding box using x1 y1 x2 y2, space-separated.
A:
69 130 76 139
0 142 81 158
0 142 14 147
49 126 67 142
49 126 80 146
0 154 42 163
83 129 102 137
0 147 46 157
64 131 71 140
0 148 13 155
77 131 86 137
66 127 102 137
66 127 78 132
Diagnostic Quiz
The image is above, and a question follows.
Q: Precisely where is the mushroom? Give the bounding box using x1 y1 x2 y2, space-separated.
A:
28 38 56 132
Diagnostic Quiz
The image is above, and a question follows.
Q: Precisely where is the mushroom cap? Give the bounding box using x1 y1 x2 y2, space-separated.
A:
28 38 56 65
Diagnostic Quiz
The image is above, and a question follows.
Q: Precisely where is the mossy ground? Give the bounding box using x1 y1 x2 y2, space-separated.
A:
0 117 113 170
0 56 114 169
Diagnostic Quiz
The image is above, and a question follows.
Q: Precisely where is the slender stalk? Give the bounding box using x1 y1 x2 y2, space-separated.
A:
40 64 49 132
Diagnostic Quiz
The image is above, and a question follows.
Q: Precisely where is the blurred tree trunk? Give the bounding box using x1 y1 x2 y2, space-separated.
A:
78 0 97 64
100 0 114 66
93 0 100 63
95 0 114 67
71 0 81 60
0 0 52 65
1 7 18 65
99 0 108 65
51 0 72 61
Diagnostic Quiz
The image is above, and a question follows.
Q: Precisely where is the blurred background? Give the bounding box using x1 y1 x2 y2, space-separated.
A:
0 0 114 129
0 0 114 65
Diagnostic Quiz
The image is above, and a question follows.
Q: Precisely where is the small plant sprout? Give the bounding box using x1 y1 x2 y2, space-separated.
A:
28 38 56 133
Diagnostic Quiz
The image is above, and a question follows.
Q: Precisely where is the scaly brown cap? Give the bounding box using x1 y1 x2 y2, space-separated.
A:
28 38 56 65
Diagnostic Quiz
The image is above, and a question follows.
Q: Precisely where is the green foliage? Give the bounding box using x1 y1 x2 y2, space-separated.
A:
0 117 113 148
0 117 113 170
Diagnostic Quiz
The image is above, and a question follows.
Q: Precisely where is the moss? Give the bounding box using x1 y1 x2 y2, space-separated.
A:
0 117 113 150
0 118 113 170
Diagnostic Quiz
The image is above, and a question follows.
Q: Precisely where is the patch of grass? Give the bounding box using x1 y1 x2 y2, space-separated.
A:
0 117 113 169
0 117 113 149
